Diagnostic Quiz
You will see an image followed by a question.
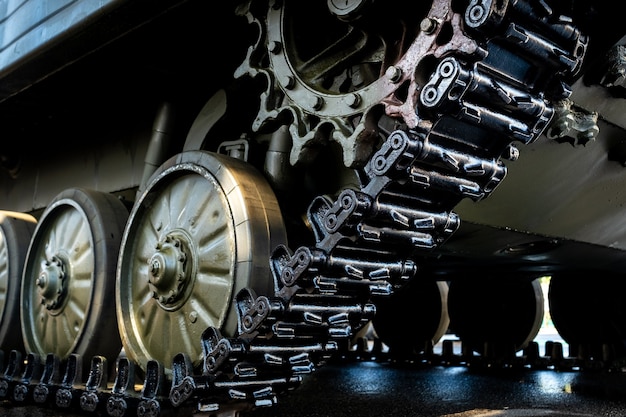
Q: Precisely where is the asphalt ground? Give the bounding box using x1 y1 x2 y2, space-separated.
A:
3 353 626 417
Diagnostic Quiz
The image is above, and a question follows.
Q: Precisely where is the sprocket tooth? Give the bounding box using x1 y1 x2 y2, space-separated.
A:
286 113 379 168
237 0 412 170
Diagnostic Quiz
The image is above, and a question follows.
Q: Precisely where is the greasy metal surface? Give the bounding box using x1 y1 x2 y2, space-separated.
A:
427 220 626 276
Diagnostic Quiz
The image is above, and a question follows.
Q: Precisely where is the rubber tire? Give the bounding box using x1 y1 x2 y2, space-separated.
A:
0 215 35 353
20 188 128 366
372 280 450 355
549 272 626 357
448 276 544 356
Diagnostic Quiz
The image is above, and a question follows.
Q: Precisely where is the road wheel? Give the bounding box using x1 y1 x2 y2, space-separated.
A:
116 151 287 372
21 188 128 363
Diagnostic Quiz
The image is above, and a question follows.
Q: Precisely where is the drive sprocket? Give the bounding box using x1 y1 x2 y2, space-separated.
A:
235 0 481 168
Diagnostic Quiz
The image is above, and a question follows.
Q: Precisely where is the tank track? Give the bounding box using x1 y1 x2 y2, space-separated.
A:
345 336 626 373
0 0 591 416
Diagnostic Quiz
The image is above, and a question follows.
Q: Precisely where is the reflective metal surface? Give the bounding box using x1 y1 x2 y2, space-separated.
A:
20 189 126 363
116 151 287 373
4 358 626 417
1 0 626 415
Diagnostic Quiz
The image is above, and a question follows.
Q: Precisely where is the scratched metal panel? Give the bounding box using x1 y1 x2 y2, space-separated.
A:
0 0 124 75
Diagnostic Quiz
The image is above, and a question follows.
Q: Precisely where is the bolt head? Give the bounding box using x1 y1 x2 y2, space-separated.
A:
347 93 361 108
385 66 402 83
311 96 325 110
268 40 282 54
282 75 296 90
420 17 437 34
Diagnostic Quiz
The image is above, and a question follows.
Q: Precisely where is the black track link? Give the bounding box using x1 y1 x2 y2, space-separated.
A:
0 0 592 416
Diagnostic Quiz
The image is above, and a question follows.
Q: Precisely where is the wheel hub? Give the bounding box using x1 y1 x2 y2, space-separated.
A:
147 233 192 308
37 255 67 310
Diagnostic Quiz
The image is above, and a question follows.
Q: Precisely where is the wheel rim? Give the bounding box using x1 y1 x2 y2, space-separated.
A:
21 189 127 361
0 215 35 352
117 151 286 372
24 202 93 356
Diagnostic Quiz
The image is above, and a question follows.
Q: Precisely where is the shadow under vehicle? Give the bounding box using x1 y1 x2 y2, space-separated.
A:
0 0 625 415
